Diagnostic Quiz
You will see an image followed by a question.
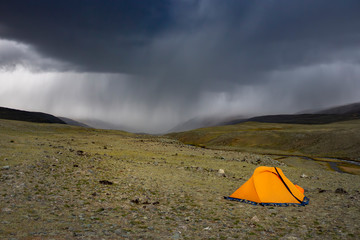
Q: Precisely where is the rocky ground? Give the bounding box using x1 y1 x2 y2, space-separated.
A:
0 119 359 239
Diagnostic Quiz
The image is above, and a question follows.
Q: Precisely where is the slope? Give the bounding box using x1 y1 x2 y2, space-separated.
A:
168 120 360 161
0 106 65 124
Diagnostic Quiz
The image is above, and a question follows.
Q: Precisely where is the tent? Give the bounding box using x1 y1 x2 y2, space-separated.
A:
225 166 309 206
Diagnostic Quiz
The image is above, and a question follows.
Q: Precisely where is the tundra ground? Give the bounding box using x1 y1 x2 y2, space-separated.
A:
1 119 359 239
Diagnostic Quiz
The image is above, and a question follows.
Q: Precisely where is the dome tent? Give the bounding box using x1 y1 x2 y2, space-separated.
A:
225 166 309 206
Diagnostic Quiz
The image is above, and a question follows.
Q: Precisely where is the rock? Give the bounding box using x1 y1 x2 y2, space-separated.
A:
282 236 300 240
114 229 123 235
131 198 140 204
99 180 113 185
218 169 226 177
76 150 85 156
1 166 10 170
318 188 326 193
171 232 181 240
1 207 12 213
268 209 277 214
335 188 347 194
251 215 259 222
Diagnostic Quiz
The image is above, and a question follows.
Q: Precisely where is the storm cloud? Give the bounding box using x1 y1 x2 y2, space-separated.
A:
1 0 360 132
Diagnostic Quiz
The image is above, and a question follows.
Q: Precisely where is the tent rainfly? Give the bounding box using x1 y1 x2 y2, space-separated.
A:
225 166 309 206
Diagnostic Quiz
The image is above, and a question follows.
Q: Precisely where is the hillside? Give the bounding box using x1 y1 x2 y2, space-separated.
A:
168 120 360 162
223 102 360 126
1 119 359 239
169 115 246 133
58 117 91 128
226 113 360 125
316 102 360 114
0 106 65 124
172 102 360 132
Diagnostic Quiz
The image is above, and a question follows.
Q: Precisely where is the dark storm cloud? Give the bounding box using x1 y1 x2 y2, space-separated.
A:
1 1 360 132
1 0 359 76
0 0 171 72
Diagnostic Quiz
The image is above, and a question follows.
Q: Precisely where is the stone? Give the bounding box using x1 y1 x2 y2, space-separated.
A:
2 207 12 213
251 215 259 222
99 180 113 185
1 166 10 170
335 188 347 194
268 209 277 214
171 232 181 240
114 229 123 236
218 169 226 177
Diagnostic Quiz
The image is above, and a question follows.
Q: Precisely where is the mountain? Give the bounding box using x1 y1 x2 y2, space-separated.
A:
78 118 139 133
225 113 360 125
0 106 66 124
170 102 360 132
297 102 360 114
315 102 360 114
58 117 91 128
168 115 246 133
223 102 360 126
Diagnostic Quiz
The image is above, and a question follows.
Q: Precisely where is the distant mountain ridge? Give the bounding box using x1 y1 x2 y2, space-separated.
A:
297 102 360 115
2 101 359 132
78 118 139 133
223 102 360 126
168 115 246 133
226 113 360 125
170 102 360 132
0 106 66 124
0 106 137 132
316 102 360 114
58 117 91 128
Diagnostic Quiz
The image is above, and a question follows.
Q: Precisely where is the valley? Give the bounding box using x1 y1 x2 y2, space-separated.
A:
0 119 359 239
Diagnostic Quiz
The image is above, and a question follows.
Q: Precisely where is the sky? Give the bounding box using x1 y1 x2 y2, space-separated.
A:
1 0 360 133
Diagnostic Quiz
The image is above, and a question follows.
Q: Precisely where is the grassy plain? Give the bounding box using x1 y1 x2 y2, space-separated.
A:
1 119 360 239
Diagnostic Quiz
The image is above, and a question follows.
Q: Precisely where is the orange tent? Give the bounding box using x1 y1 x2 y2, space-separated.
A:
225 166 309 206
